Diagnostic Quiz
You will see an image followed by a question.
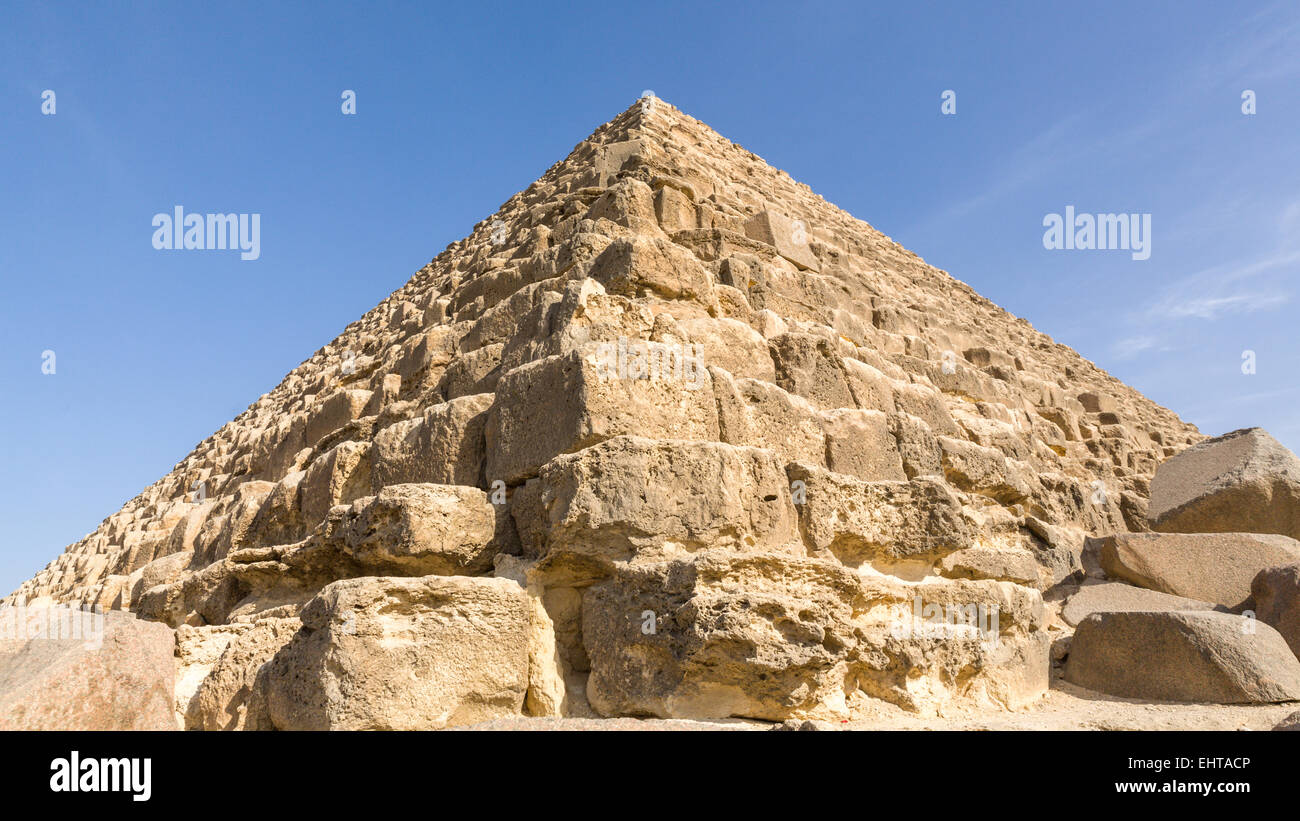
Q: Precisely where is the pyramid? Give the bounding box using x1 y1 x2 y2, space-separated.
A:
5 97 1205 727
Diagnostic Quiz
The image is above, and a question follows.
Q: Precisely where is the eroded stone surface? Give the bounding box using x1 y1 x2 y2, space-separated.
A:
4 97 1217 727
1061 582 1221 627
263 576 530 730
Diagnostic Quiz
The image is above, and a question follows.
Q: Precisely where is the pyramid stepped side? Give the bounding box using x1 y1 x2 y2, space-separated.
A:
6 99 1202 723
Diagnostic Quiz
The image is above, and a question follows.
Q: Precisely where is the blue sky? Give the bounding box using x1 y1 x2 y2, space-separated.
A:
2 0 1297 593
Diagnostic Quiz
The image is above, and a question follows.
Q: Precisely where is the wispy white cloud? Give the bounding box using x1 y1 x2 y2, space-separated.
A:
1110 335 1165 360
1150 291 1289 320
1198 2 1300 84
916 2 1300 239
919 112 1162 228
1143 250 1299 321
1227 386 1300 405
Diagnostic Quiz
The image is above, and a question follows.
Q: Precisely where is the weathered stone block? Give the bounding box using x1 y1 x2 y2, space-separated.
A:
371 393 492 489
264 576 530 730
0 609 176 730
1064 611 1300 704
486 346 718 484
1150 427 1300 540
1098 531 1300 611
513 436 799 562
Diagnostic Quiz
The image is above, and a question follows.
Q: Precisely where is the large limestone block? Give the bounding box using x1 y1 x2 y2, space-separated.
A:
1061 582 1221 627
1252 564 1300 658
228 482 511 609
594 137 644 186
486 345 718 484
175 622 247 727
585 177 659 232
370 393 492 489
338 483 499 576
938 547 1040 587
582 552 1047 720
0 608 176 730
513 436 800 562
264 576 531 730
890 412 943 479
462 279 561 353
396 325 460 385
1097 531 1300 611
498 279 654 374
1149 427 1300 539
1064 611 1300 704
841 357 896 413
247 470 307 547
205 484 277 566
492 555 568 717
854 577 1048 713
742 210 819 271
673 316 776 382
305 388 372 447
300 440 371 531
822 408 907 481
137 550 193 597
189 617 301 730
587 234 714 304
653 184 695 233
436 342 503 400
163 498 217 557
1077 390 1117 414
892 382 960 436
769 332 856 410
938 436 1032 503
250 413 308 480
583 552 861 720
786 462 975 565
712 367 827 467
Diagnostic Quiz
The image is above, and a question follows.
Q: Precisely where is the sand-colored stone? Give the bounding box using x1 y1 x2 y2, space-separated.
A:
5 98 1217 727
1149 427 1300 539
263 576 530 730
1064 610 1300 704
0 608 176 730
1252 563 1300 659
1097 531 1300 611
1060 582 1221 627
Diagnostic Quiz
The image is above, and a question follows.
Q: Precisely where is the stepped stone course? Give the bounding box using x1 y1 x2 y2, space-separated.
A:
5 97 1213 728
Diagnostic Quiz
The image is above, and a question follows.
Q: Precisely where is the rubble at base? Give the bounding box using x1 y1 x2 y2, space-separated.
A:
6 98 1299 730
